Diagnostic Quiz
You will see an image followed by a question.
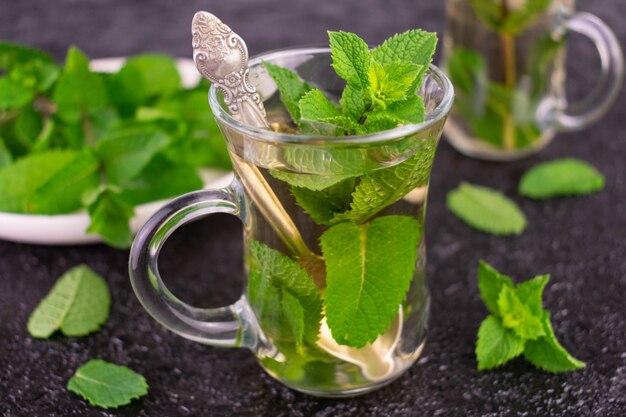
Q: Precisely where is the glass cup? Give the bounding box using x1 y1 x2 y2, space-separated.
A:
129 47 454 397
442 0 624 160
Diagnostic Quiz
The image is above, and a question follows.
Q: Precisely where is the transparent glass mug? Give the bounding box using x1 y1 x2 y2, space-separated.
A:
442 0 624 160
129 47 454 397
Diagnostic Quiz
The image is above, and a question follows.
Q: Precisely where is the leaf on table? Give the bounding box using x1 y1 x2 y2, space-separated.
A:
85 186 135 249
519 158 605 199
96 127 170 184
514 274 549 317
476 314 525 370
446 182 527 235
321 215 420 348
27 149 101 214
332 140 436 224
263 61 313 123
67 360 148 409
477 260 514 315
0 76 35 109
329 31 371 90
0 150 78 213
27 265 110 338
248 240 322 346
497 285 544 340
109 54 181 116
523 312 586 372
53 46 108 123
290 177 355 225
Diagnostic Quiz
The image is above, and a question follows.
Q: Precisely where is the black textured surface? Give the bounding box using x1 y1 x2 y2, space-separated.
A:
1 1 625 416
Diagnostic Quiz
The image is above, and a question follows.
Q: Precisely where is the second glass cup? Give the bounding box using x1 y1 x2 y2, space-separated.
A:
442 0 623 160
129 47 454 397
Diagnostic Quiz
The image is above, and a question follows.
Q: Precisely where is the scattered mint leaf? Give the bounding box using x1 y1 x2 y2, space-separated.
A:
263 61 313 123
523 313 586 372
446 183 527 235
321 215 420 347
27 265 110 338
85 186 135 249
328 31 371 90
476 315 525 370
96 127 170 185
371 29 437 75
248 240 322 346
0 150 78 213
332 140 436 224
475 262 585 372
53 46 108 123
497 285 544 340
27 150 101 214
477 260 514 315
519 158 605 199
67 360 148 409
0 77 35 109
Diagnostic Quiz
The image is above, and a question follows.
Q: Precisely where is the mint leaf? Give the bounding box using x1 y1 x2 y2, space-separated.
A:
53 46 108 123
469 0 551 35
85 186 135 249
446 183 527 235
519 158 605 199
340 84 367 121
96 127 170 184
248 241 322 346
67 360 148 409
515 274 549 317
332 140 436 224
0 77 35 109
0 150 78 213
0 42 54 71
523 313 586 373
291 178 355 225
263 61 312 123
298 89 349 134
368 59 422 105
27 150 101 214
321 215 420 347
329 31 370 90
27 265 110 338
385 95 426 124
119 155 202 206
476 315 525 370
0 136 13 169
477 260 514 314
497 285 544 340
110 54 181 116
269 170 352 191
371 29 437 76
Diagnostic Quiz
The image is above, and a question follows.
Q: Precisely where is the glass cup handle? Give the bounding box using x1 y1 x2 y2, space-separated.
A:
555 11 624 131
128 181 258 349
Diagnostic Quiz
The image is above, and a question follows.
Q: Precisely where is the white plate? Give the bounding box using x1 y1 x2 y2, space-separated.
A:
0 57 234 245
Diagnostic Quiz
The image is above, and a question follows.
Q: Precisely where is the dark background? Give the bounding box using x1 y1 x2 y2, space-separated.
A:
1 1 625 416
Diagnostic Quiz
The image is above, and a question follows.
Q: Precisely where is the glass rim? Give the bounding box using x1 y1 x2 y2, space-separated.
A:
208 46 454 145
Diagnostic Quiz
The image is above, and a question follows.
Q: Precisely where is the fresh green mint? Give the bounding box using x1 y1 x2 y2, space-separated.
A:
519 158 605 199
27 265 110 338
476 261 585 372
0 42 231 247
447 182 527 235
321 215 420 348
469 0 552 36
67 359 148 409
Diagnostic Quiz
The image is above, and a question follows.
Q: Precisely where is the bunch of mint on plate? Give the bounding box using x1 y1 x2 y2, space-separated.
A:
0 42 230 248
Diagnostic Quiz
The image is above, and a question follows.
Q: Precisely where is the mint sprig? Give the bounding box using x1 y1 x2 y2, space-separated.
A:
475 261 585 372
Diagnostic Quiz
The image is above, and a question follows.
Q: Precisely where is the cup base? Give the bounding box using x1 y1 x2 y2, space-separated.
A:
444 119 556 161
